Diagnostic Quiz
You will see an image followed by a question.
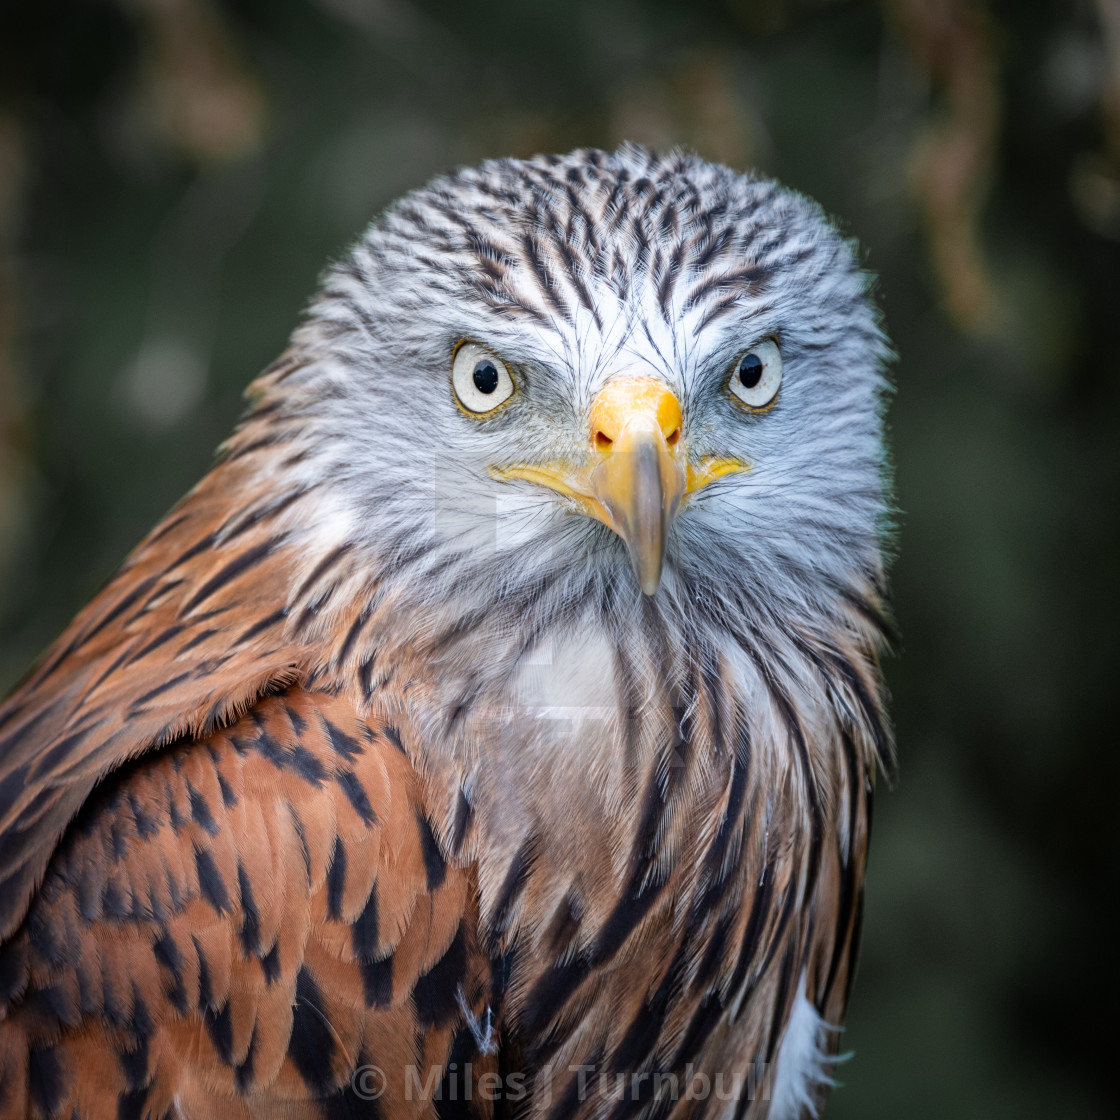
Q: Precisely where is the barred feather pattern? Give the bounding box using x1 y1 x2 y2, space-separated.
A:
0 146 892 1120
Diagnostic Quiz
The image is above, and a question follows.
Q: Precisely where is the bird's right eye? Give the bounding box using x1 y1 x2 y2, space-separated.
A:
452 342 515 414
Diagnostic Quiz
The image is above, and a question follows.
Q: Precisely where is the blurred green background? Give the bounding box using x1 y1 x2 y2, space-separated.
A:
1 0 1117 1116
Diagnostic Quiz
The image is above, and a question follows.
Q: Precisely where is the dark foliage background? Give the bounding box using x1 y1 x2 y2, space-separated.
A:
1 1 1117 1116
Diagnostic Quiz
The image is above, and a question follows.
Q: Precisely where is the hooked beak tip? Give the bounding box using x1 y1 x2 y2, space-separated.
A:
636 566 663 596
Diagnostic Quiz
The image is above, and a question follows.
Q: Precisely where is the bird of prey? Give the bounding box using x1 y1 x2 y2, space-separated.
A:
0 146 893 1120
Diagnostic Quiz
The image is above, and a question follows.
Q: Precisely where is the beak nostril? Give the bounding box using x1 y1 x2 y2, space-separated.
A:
595 432 614 451
666 428 680 447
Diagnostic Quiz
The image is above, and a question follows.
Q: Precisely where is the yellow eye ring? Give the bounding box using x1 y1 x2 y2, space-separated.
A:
728 338 782 411
451 341 516 416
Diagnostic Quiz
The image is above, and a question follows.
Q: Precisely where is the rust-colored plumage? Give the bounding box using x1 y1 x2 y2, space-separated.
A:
0 148 892 1119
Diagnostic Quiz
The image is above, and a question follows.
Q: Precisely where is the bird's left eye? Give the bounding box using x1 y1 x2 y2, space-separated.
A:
452 342 515 414
728 338 782 409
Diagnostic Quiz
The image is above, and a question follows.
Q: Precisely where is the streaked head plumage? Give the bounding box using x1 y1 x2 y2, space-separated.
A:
256 144 892 659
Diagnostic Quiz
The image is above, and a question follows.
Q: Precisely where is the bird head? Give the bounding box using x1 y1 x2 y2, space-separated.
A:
266 146 891 652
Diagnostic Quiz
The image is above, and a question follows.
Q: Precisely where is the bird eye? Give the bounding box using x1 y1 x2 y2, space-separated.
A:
728 339 782 409
451 342 515 414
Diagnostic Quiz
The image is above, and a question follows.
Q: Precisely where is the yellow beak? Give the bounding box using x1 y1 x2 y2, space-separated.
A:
490 377 747 595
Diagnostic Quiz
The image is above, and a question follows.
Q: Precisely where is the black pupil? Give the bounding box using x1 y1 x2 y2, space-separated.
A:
473 361 499 394
738 353 763 389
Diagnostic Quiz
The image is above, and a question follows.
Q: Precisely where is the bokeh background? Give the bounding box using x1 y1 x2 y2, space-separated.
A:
1 0 1117 1116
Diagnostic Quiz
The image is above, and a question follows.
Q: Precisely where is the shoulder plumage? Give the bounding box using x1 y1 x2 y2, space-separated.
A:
0 446 313 942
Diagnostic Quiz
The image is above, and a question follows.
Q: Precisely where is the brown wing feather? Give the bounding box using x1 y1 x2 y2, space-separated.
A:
0 687 499 1120
0 439 314 943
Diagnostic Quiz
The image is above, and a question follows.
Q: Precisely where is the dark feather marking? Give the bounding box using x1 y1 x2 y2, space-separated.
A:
844 887 867 1009
672 991 726 1071
759 884 799 983
220 488 306 541
323 719 363 760
822 733 861 1005
520 230 572 324
526 848 669 1041
351 884 379 961
28 1045 67 1117
289 968 339 1093
685 263 768 311
235 1027 257 1092
215 769 237 808
195 848 230 914
436 1026 483 1120
412 925 467 1027
203 999 235 1065
117 1031 151 1091
839 584 896 640
614 650 642 781
450 787 473 855
764 945 798 1065
194 935 213 1010
629 763 666 874
726 857 775 1001
100 870 130 918
77 641 142 703
336 769 377 825
0 712 54 774
594 866 668 963
188 784 218 836
491 836 534 933
552 211 602 327
63 573 159 656
697 743 749 910
358 653 377 698
326 836 347 921
164 533 217 576
657 238 688 321
180 537 282 615
416 811 447 892
337 606 371 666
520 956 592 1043
0 941 27 1008
260 943 281 985
153 931 183 977
324 1053 383 1120
288 802 314 887
19 983 74 1034
125 623 187 665
286 703 307 734
691 910 735 995
690 224 733 272
292 593 331 636
543 891 582 955
144 509 191 545
127 671 195 713
609 944 687 1074
155 931 188 1014
219 430 297 463
176 627 220 655
359 954 393 1009
235 607 288 647
238 861 261 955
544 1047 605 1120
694 292 748 334
828 649 893 775
260 728 326 785
31 725 93 779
